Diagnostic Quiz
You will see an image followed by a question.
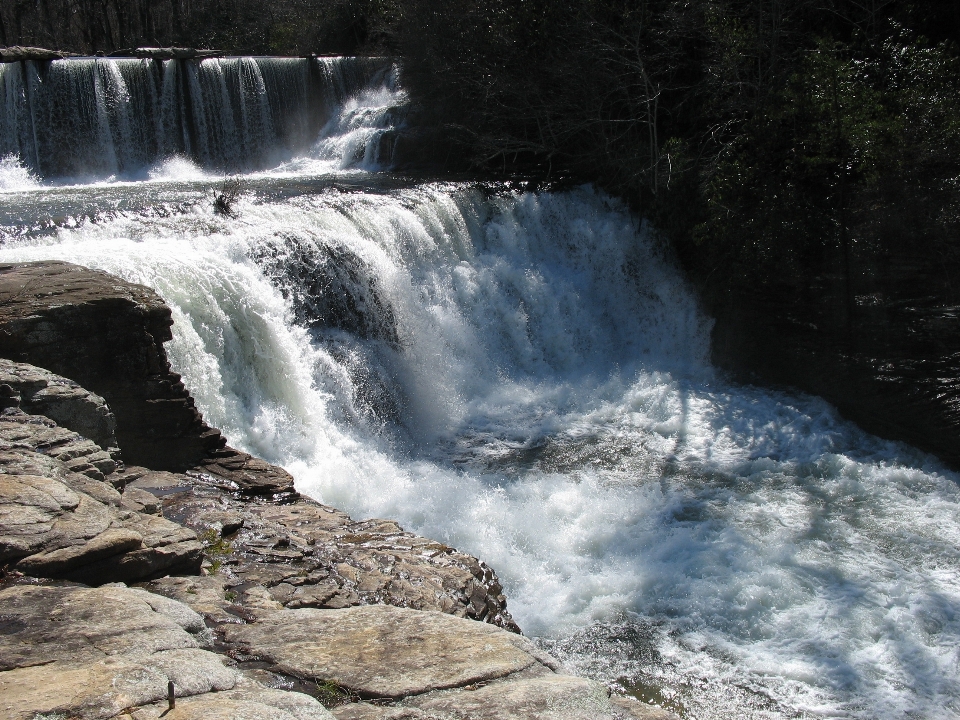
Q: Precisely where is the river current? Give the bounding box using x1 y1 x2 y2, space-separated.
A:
2 57 960 720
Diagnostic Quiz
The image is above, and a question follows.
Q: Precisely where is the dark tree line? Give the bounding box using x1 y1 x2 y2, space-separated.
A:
0 0 385 55
386 0 960 305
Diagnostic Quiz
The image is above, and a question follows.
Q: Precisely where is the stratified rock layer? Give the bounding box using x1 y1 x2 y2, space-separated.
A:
0 411 202 584
140 469 518 630
0 357 119 458
0 261 223 470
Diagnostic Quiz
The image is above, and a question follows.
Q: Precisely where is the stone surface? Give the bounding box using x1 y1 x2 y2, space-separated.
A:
407 676 615 719
146 478 517 629
332 684 680 720
0 417 202 583
129 681 335 720
0 357 119 458
0 261 224 470
196 447 298 499
223 605 541 698
0 584 332 720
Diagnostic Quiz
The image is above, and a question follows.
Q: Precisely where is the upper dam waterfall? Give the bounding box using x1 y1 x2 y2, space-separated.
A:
0 55 396 180
2 57 960 720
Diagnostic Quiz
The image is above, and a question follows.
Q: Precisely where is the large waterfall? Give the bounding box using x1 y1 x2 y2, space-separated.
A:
2 57 960 720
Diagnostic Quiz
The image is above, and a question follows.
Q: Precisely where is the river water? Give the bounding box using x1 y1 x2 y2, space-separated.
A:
2 57 960 720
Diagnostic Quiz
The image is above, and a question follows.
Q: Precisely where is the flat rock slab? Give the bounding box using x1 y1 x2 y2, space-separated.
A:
129 681 334 720
0 584 336 720
224 605 546 698
332 677 680 720
0 584 235 720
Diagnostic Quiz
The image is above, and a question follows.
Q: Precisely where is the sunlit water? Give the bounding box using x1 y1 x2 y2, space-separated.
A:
1 60 960 720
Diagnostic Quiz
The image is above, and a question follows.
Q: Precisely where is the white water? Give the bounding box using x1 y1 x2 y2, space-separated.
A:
2 61 960 720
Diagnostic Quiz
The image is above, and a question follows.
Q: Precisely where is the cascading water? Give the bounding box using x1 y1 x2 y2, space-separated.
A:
0 55 397 180
2 57 960 720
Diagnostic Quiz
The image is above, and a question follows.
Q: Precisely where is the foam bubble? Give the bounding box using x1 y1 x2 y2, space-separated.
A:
0 154 41 192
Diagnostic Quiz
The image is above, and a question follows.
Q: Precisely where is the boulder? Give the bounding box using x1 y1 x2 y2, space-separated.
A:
0 261 225 470
223 604 679 720
223 605 542 699
0 357 119 458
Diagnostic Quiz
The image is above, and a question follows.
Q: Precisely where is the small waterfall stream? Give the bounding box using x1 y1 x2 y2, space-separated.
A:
1 56 960 720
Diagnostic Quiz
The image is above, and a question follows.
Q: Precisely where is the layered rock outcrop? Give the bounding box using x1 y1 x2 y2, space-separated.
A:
0 410 203 584
0 262 291 490
0 357 119 457
0 261 223 470
138 470 517 628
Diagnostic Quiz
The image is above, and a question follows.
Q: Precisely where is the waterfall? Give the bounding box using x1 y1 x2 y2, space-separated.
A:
2 56 960 720
0 55 395 181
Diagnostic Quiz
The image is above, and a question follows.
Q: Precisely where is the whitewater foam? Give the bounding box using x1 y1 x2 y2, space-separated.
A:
2 183 959 719
0 154 41 192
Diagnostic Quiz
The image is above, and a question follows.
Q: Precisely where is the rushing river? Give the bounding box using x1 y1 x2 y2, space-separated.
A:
2 56 960 720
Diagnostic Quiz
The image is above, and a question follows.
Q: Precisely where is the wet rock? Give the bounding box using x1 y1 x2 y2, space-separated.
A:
223 605 540 698
0 261 225 470
609 696 682 719
0 358 119 459
150 482 518 630
196 447 298 499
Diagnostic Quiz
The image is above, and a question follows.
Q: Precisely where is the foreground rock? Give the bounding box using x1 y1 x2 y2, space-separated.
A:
137 468 517 629
221 604 672 720
0 584 334 720
0 261 225 470
0 411 202 584
224 605 542 697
